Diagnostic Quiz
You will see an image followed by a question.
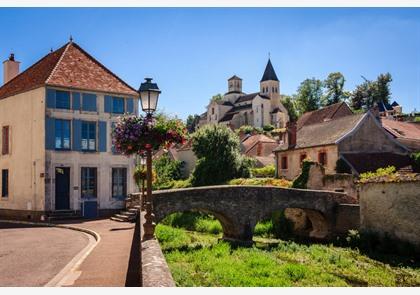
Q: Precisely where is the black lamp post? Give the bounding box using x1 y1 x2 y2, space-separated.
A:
138 77 161 240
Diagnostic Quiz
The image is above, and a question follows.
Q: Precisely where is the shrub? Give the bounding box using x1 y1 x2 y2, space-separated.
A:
161 212 223 235
263 124 275 132
359 166 396 183
335 158 352 174
254 220 274 237
154 153 183 182
411 152 420 173
251 165 276 178
292 160 316 189
191 125 253 186
271 211 294 239
227 177 292 188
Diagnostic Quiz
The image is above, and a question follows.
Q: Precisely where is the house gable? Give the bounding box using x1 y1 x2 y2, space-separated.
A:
337 112 409 154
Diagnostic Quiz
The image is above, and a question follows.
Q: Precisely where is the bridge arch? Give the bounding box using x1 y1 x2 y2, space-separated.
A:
151 185 350 245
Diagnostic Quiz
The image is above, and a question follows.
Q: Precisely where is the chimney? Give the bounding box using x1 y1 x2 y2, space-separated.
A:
286 121 297 149
3 53 20 84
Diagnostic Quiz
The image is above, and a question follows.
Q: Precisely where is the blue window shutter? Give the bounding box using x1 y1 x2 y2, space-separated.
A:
73 119 82 151
82 93 97 112
104 95 112 113
45 117 55 150
99 121 107 152
126 98 134 114
46 88 56 109
73 92 81 110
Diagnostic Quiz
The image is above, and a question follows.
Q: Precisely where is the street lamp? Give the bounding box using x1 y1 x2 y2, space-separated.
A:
138 78 161 240
139 78 161 118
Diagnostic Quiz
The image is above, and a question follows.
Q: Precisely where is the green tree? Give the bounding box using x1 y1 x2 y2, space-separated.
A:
154 153 183 185
374 72 392 105
295 78 323 115
211 93 223 102
186 114 201 133
350 73 393 110
322 72 348 106
280 95 298 122
191 125 253 186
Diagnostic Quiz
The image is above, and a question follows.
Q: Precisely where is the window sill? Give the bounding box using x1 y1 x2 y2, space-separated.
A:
54 148 71 151
80 110 99 115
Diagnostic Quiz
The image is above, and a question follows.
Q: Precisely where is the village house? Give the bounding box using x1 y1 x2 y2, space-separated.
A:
199 59 289 130
381 117 420 152
274 104 411 180
0 40 139 220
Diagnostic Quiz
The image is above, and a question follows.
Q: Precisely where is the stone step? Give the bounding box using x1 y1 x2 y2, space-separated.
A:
120 211 137 216
110 216 127 222
128 208 139 213
114 214 135 221
48 210 78 217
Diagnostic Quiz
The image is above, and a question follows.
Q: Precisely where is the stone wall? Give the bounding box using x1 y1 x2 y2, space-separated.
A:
359 181 420 248
307 163 358 201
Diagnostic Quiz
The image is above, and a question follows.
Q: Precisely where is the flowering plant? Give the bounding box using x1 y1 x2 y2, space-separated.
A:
112 115 186 155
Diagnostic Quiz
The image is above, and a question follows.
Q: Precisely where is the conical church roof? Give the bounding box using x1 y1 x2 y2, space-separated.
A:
260 58 279 82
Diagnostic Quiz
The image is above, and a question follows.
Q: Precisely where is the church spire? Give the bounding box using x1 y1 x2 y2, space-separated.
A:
260 58 279 82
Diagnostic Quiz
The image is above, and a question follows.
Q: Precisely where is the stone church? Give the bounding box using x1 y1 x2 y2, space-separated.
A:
200 59 289 130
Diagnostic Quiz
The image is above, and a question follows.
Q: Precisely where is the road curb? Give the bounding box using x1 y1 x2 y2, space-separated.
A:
0 219 101 287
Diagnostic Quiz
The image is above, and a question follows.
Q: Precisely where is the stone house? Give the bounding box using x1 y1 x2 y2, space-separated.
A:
241 134 277 167
274 111 410 180
200 59 289 129
0 41 139 220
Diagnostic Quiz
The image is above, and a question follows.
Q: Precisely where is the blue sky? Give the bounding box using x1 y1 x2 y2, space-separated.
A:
0 8 419 119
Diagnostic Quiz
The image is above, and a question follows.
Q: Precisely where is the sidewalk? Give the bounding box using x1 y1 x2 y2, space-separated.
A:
55 218 138 287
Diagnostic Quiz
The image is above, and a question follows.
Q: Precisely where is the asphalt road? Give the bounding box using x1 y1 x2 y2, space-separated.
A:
0 222 90 287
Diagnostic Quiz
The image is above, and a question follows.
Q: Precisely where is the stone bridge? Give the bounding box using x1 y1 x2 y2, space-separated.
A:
149 185 358 245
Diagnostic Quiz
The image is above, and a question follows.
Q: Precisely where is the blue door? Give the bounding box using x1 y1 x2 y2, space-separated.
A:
83 201 98 218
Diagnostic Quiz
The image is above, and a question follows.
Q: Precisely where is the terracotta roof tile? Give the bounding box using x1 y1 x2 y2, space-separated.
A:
296 102 353 130
0 44 67 100
0 41 138 100
275 113 365 151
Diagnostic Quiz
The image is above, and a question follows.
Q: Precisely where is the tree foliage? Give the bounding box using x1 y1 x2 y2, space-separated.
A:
350 73 393 110
280 95 298 122
295 78 323 115
154 153 183 185
322 72 349 106
191 124 253 186
186 114 201 133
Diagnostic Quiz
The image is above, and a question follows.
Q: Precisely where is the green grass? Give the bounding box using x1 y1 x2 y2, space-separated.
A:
156 224 420 287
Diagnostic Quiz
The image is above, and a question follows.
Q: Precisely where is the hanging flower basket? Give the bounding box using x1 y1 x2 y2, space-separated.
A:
112 115 186 155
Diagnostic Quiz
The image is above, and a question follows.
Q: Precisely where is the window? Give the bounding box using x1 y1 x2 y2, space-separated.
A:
1 169 8 198
212 108 215 115
81 121 96 151
300 153 307 167
55 119 71 150
112 97 125 114
281 156 288 170
112 168 127 199
81 167 97 199
56 91 71 109
2 126 9 155
318 152 327 166
82 93 97 112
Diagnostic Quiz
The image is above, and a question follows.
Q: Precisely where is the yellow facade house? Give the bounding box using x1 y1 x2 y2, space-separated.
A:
0 40 139 220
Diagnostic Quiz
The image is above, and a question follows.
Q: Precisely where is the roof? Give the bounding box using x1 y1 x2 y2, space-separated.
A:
260 58 279 82
341 152 412 175
219 113 235 122
235 92 269 104
228 75 242 81
381 118 420 140
0 41 138 100
217 100 234 106
381 118 420 151
254 155 275 167
297 102 353 130
275 113 365 151
241 134 276 154
391 101 399 107
378 101 393 112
